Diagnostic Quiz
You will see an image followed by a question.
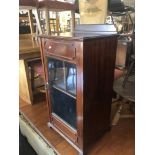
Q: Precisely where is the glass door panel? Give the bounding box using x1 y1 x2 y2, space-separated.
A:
66 63 76 96
47 57 77 129
51 87 77 129
48 58 66 90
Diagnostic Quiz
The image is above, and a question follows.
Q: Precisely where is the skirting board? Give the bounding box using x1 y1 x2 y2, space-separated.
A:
19 115 56 155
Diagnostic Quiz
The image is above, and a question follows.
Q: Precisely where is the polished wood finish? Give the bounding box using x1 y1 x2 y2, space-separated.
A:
19 0 36 7
38 0 76 11
19 0 77 11
52 114 77 143
39 31 118 154
44 39 76 60
83 36 117 150
19 99 135 155
19 35 40 60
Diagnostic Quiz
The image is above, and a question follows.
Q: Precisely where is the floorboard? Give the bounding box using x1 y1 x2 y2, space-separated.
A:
19 99 134 155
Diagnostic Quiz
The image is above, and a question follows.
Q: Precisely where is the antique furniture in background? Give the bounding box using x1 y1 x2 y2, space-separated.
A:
39 24 118 154
19 35 45 105
19 0 78 35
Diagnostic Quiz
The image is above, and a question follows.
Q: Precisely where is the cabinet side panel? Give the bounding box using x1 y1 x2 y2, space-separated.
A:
83 36 117 148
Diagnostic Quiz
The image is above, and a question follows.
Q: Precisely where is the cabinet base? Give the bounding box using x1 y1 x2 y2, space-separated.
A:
47 122 83 154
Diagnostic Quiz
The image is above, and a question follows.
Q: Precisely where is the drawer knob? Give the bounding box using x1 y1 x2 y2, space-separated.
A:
48 46 52 49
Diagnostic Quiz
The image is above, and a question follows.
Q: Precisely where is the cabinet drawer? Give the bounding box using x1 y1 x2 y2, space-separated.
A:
52 114 77 143
44 40 76 60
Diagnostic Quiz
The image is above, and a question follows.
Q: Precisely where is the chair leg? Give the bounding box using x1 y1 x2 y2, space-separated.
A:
112 102 123 126
33 9 43 35
112 100 135 125
122 61 134 88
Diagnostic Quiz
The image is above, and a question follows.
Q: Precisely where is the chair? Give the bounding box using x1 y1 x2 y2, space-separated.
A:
122 33 135 88
112 26 135 126
123 54 135 88
112 56 135 125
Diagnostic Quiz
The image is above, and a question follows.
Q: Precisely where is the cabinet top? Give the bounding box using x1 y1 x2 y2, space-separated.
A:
39 24 118 41
39 32 118 41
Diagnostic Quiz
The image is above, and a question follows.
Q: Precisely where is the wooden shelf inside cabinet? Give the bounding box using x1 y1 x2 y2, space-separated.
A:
39 24 118 154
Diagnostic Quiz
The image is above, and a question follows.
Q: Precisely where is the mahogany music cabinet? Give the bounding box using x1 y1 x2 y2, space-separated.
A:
39 25 118 155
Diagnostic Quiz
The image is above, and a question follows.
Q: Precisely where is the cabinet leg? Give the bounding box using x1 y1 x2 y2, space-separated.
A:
47 122 52 128
79 152 83 155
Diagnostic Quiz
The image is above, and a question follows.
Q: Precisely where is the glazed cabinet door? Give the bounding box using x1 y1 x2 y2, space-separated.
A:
46 57 78 142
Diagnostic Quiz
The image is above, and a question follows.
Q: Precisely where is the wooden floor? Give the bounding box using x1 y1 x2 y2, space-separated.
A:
20 99 135 155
